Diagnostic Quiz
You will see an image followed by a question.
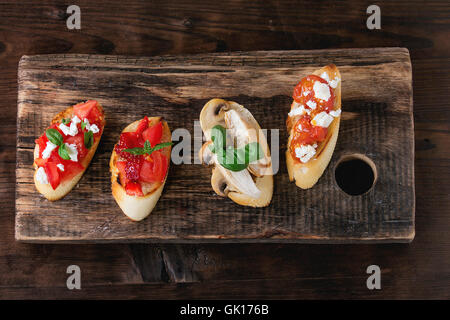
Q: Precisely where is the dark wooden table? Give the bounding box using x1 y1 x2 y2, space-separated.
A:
1 0 448 299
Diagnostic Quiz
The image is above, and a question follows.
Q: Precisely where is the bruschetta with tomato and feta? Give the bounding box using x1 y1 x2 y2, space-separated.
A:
110 117 172 221
286 64 342 189
33 100 106 200
198 98 273 207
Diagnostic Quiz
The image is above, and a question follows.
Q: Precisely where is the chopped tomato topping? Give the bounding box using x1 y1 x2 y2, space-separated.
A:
73 100 101 123
125 182 144 196
65 134 88 159
44 162 60 190
142 121 163 147
124 156 143 182
292 75 334 114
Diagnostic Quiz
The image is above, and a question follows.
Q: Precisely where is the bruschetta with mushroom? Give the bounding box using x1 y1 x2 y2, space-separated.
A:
33 100 106 201
110 117 172 221
199 98 273 207
286 64 342 189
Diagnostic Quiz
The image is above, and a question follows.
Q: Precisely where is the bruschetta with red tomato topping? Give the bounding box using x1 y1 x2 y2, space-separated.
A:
286 64 342 189
110 117 172 221
33 100 106 200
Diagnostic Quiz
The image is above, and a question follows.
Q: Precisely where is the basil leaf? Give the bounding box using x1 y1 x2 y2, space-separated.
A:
58 144 70 160
149 142 172 153
211 125 226 151
122 147 147 155
46 128 63 146
144 140 151 151
62 118 71 125
84 131 93 149
81 121 86 130
237 142 263 164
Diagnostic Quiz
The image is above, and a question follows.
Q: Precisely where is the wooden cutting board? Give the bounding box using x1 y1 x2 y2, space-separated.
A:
15 48 415 243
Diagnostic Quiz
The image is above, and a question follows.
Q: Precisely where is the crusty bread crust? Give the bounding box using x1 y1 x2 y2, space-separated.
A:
199 98 273 207
110 118 171 221
33 103 106 201
286 64 342 189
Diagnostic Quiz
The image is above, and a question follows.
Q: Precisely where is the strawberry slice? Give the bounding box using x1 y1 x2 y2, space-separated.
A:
125 182 144 196
142 121 162 147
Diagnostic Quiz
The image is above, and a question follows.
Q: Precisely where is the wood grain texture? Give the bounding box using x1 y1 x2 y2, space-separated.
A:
0 0 448 299
15 48 414 243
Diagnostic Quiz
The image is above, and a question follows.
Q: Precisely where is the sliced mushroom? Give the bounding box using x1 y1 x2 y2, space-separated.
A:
216 164 261 199
199 141 215 165
223 108 272 177
199 98 230 140
211 167 229 197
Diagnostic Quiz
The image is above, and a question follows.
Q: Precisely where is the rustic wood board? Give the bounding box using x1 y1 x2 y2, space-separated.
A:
15 48 414 243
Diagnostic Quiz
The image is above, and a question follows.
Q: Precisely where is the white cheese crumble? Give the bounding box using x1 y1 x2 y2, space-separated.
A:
69 121 78 136
329 109 342 117
303 90 310 97
65 143 78 162
295 145 317 163
42 141 57 159
288 103 306 117
313 81 331 101
89 124 99 134
306 100 317 110
321 72 340 89
83 118 91 131
312 111 334 128
297 124 302 131
36 167 49 184
58 123 71 136
56 164 65 171
72 116 81 124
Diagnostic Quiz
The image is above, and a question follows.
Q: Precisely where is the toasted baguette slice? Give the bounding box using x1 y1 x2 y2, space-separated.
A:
110 118 171 221
199 98 273 207
286 64 342 189
33 102 106 201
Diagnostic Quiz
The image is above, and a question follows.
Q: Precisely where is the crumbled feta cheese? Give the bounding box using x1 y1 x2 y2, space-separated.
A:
297 124 302 131
295 145 317 163
312 111 334 128
288 103 306 117
65 143 78 162
329 109 342 117
59 123 71 136
36 167 49 184
89 124 99 134
42 141 57 159
321 71 340 88
72 116 81 124
329 77 340 88
56 164 64 171
313 81 331 101
303 90 310 97
321 72 330 82
83 118 91 131
69 121 78 136
306 100 317 110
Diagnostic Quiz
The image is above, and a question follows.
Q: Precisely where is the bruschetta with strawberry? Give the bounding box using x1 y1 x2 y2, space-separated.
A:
33 100 106 200
110 117 172 221
286 64 342 189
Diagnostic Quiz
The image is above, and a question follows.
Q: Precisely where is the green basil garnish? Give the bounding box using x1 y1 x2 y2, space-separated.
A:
46 128 63 146
209 125 264 172
58 143 70 160
84 131 94 149
81 121 87 130
123 140 172 156
62 118 71 125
